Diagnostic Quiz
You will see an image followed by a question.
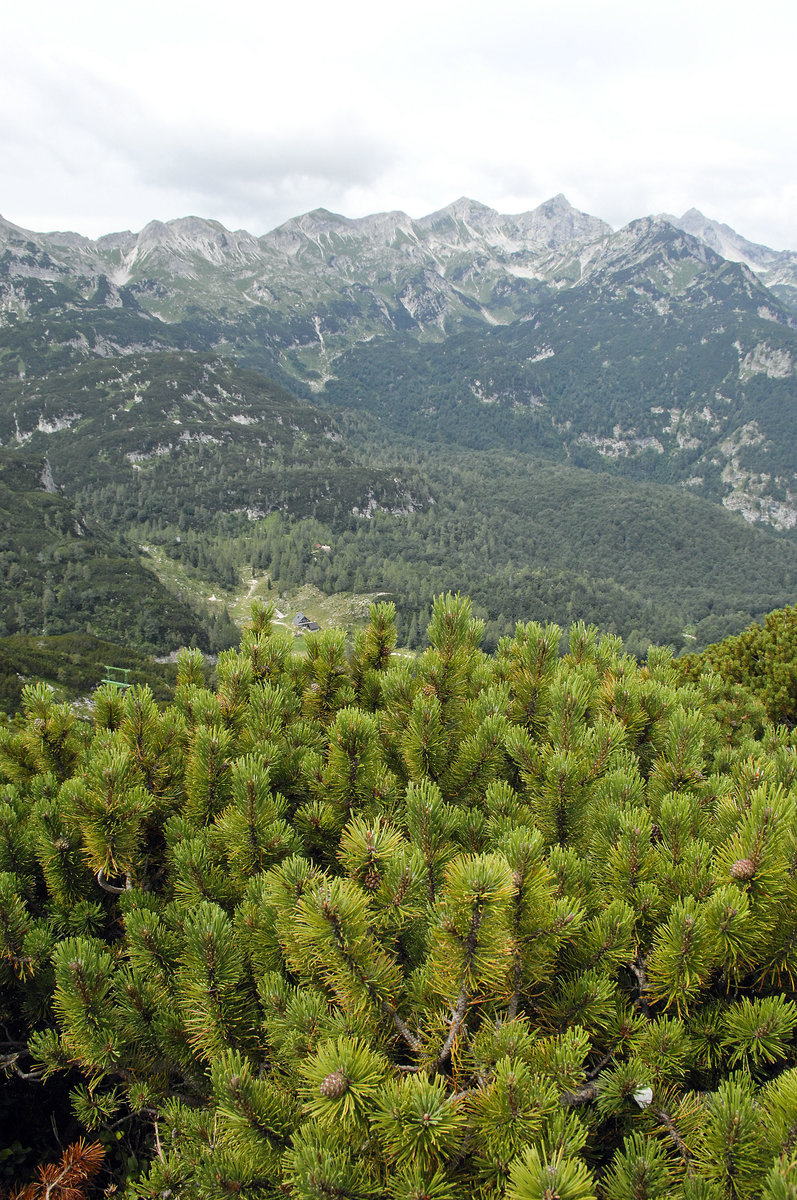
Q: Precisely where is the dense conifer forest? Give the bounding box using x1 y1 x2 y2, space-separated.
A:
2 597 797 1198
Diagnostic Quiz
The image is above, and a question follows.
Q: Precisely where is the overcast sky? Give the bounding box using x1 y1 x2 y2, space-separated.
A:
3 0 796 248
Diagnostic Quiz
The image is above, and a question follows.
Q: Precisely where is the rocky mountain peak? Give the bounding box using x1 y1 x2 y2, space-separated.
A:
0 214 32 247
513 194 611 249
263 208 358 257
271 208 351 236
537 192 573 214
664 207 781 272
679 206 707 224
440 197 498 223
416 198 510 248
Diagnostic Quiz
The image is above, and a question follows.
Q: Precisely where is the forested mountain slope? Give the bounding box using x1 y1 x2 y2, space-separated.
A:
324 219 797 530
0 631 180 716
1 197 796 652
0 352 427 534
251 446 797 655
0 450 217 650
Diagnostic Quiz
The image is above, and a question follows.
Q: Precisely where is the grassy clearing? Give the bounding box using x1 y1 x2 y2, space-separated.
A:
139 544 225 613
139 544 394 643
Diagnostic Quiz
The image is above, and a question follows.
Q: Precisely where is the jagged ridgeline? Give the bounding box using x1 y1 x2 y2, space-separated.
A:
2 198 797 655
2 597 797 1197
324 222 797 526
3 198 797 528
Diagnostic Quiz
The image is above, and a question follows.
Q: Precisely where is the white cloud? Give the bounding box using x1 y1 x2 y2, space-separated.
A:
2 0 797 248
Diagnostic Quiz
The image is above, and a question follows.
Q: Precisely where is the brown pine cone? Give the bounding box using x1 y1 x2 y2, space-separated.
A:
319 1069 348 1098
363 866 381 891
730 858 755 881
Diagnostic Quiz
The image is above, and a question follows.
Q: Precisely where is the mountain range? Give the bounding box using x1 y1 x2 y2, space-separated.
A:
3 194 796 529
1 194 796 664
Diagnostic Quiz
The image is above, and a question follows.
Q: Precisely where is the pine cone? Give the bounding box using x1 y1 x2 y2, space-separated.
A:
319 1069 348 1098
363 866 381 891
730 858 755 881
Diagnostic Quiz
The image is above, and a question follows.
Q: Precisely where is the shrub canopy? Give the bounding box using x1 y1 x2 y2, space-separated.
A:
1 596 797 1198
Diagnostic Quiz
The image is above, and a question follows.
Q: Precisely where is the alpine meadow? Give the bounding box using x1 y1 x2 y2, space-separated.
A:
2 195 797 1198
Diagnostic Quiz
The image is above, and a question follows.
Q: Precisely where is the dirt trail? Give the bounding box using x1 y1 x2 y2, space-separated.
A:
243 575 290 627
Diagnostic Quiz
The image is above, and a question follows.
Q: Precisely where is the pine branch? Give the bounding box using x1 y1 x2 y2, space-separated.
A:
435 901 486 1068
381 1000 423 1054
630 957 652 1016
585 1050 615 1081
436 981 470 1068
152 1119 165 1162
323 900 422 1053
560 1082 597 1107
1 1050 46 1082
507 878 525 1021
95 868 128 895
652 1106 693 1168
507 964 521 1021
13 1139 105 1200
559 1053 614 1106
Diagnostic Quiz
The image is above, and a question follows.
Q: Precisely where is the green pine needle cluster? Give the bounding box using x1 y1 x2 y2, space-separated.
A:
1 596 797 1198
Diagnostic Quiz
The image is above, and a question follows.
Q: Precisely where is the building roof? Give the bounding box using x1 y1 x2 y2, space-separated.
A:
293 612 320 631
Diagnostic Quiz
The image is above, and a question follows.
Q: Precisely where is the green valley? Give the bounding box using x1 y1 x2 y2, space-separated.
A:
1 198 796 667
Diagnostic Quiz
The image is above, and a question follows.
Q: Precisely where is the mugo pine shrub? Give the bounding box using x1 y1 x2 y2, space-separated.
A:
1 596 797 1197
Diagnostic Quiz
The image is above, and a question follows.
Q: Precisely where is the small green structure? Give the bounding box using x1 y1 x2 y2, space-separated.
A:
101 666 131 691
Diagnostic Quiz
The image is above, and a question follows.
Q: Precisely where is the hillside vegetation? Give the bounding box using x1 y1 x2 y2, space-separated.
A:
243 446 797 655
680 604 797 725
2 203 797 657
0 633 182 717
0 450 229 652
2 597 797 1197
